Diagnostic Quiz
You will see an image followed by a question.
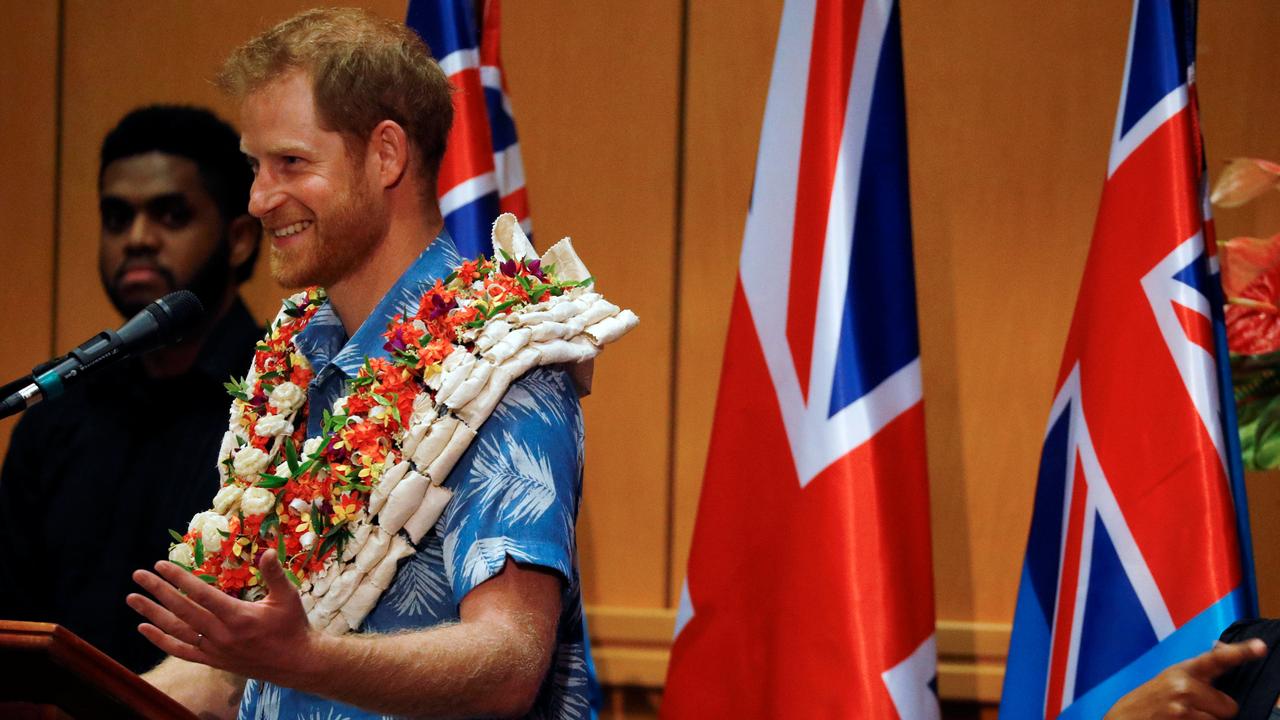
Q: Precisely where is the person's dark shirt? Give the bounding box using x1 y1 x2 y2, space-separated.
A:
0 298 260 673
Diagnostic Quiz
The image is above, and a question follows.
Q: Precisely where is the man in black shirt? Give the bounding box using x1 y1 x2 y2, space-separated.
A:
0 105 263 673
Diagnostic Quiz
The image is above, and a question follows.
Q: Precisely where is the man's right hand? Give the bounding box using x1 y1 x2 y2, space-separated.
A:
1104 639 1268 720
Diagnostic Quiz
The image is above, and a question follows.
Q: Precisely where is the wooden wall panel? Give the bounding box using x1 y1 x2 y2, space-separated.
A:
673 0 782 605
503 0 682 609
902 1 1130 625
0 3 58 460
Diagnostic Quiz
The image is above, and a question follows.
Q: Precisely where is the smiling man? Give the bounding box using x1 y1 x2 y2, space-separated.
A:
128 9 594 720
0 105 262 673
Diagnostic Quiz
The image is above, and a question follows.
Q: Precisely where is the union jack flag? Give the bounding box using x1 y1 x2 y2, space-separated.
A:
663 1 937 716
408 0 531 259
1000 2 1256 717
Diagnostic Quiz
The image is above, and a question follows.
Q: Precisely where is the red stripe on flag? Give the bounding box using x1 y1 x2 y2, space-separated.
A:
1045 459 1088 717
479 0 502 69
499 186 529 221
784 0 863 401
438 67 497 195
1171 301 1215 357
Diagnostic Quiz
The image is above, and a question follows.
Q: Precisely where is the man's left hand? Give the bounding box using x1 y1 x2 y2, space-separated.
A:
128 549 316 685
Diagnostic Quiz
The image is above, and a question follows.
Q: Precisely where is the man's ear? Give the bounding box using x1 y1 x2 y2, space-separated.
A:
370 119 410 189
227 215 260 274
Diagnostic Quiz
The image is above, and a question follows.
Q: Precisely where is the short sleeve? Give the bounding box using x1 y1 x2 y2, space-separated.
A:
438 366 584 603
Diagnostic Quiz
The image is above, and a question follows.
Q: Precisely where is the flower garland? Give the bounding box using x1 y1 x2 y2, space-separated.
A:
169 216 638 633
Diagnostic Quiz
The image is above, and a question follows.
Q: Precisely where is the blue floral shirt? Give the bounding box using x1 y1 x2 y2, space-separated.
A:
238 234 593 720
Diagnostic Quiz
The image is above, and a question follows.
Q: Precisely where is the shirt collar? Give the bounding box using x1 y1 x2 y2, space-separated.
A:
294 232 463 383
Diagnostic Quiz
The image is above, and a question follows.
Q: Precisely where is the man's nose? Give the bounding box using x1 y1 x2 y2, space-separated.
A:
248 171 283 219
124 213 161 251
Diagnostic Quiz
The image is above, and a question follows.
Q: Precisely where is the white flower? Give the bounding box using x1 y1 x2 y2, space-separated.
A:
188 511 229 553
232 447 270 479
212 485 243 514
289 498 310 515
228 402 244 426
255 414 294 438
168 543 195 566
269 382 306 415
332 395 349 414
241 486 276 516
299 531 316 550
368 405 389 421
303 437 323 457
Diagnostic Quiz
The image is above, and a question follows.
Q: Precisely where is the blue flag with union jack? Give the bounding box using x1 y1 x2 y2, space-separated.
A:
1000 2 1257 717
663 1 937 716
407 0 531 259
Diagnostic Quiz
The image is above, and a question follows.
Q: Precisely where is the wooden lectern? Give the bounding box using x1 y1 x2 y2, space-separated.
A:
0 621 196 719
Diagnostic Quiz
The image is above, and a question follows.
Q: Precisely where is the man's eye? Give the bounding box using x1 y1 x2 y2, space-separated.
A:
282 156 303 167
100 201 133 234
157 207 193 229
148 198 193 229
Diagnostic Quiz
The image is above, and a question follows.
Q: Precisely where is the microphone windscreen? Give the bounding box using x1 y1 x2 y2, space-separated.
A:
118 290 206 352
150 290 205 342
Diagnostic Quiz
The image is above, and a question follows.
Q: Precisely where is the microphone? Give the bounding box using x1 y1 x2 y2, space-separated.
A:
0 291 204 419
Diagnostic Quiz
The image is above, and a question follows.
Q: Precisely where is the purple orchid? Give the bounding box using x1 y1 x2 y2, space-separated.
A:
499 259 518 277
427 292 458 320
527 259 546 281
383 326 408 353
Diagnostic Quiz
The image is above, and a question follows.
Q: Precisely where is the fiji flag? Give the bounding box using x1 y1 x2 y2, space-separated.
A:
407 0 531 258
1000 2 1257 717
663 0 937 716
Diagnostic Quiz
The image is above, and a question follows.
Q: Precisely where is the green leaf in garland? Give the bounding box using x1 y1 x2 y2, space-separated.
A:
168 528 185 543
316 526 350 560
284 438 299 474
197 574 217 584
256 473 288 489
223 378 249 402
194 536 205 566
276 531 288 562
283 566 302 588
487 299 519 318
260 512 278 535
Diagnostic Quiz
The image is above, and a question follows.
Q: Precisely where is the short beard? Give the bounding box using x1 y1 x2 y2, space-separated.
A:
269 178 387 289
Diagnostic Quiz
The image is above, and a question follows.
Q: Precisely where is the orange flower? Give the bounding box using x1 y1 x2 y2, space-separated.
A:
457 259 480 285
